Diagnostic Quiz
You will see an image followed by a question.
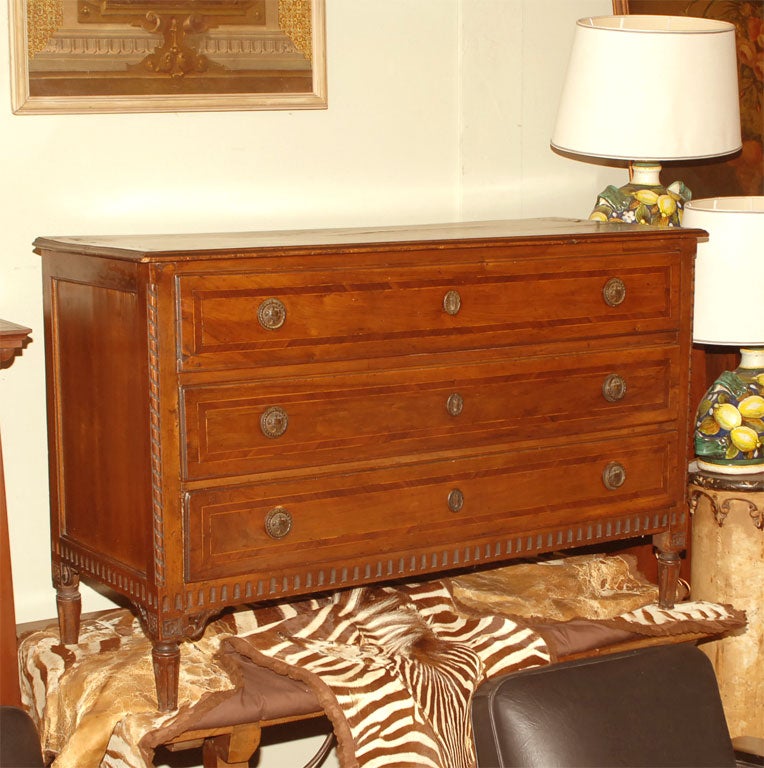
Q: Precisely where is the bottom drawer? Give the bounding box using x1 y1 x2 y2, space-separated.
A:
184 431 680 583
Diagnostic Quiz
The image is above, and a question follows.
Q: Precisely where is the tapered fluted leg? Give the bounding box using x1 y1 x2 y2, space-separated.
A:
653 531 683 609
54 565 81 645
152 641 181 712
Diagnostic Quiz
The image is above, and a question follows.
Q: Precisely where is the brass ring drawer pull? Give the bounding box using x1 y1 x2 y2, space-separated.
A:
448 488 464 513
602 374 627 402
602 277 626 307
602 461 627 490
258 297 286 330
264 506 292 539
443 289 462 316
446 392 464 416
260 406 288 438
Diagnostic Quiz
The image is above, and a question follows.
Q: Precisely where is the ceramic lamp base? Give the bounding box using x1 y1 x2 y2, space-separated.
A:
694 348 764 475
589 162 691 227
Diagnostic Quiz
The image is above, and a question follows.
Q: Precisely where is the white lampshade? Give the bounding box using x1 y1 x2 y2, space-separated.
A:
552 15 742 161
684 197 764 346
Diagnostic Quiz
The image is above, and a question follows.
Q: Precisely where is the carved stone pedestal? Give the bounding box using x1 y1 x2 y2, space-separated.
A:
689 463 764 739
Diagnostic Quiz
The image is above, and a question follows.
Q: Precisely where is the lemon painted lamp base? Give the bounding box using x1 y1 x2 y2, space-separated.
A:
588 162 690 226
694 348 764 475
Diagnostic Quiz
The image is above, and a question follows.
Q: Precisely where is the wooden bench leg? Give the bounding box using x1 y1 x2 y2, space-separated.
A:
202 723 263 768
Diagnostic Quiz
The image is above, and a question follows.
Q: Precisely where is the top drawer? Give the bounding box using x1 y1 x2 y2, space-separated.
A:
177 250 680 371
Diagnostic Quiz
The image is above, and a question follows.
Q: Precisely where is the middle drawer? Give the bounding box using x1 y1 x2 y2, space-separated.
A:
181 346 678 481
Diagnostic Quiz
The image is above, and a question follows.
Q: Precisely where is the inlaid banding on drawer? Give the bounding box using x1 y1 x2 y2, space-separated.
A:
177 257 677 370
184 432 677 582
181 347 678 481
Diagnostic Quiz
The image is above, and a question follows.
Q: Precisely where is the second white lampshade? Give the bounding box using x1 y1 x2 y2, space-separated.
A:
551 15 742 162
684 197 764 346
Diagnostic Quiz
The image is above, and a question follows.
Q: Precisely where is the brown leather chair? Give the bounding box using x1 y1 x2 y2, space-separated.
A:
471 643 737 768
0 706 44 767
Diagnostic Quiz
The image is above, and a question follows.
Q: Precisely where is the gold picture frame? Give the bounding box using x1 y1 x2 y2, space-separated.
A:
10 0 327 114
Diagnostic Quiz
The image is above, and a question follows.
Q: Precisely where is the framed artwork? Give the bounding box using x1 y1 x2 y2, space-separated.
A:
9 0 327 114
614 0 763 197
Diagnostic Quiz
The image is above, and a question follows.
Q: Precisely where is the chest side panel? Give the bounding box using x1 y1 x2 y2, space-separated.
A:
42 252 154 579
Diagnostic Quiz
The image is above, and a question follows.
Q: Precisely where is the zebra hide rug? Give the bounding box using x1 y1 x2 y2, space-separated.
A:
221 578 551 768
19 557 747 768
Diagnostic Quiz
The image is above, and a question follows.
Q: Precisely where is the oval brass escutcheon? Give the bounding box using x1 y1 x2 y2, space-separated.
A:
260 406 288 438
602 374 627 402
447 488 464 513
264 506 292 539
257 297 286 330
602 277 626 307
446 392 464 416
602 461 627 490
443 289 462 316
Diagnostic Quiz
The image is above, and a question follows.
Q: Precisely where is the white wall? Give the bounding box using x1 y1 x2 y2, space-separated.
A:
459 0 618 220
0 0 612 764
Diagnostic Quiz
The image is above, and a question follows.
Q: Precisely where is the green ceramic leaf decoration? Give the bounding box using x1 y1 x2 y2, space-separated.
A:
667 180 692 202
635 203 652 224
694 436 726 457
747 418 764 435
717 370 750 399
597 185 631 211
696 416 720 436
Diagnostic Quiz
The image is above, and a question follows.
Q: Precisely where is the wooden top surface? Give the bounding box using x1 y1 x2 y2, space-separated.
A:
33 217 706 262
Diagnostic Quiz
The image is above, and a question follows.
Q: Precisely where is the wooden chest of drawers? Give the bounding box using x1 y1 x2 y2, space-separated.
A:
36 218 700 710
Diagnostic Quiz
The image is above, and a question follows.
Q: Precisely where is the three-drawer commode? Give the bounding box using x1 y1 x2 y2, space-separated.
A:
35 218 701 709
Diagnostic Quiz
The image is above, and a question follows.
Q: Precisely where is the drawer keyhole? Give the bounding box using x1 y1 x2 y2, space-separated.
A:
602 374 627 402
260 406 288 438
602 461 627 490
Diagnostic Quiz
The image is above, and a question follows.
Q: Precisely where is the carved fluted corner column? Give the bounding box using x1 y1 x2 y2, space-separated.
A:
688 462 764 740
